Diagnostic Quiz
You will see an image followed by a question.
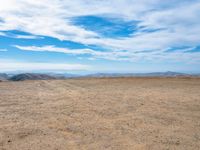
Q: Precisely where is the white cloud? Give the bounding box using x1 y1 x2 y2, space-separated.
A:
14 34 42 39
14 45 200 63
0 0 200 63
14 45 128 60
0 31 6 36
14 45 95 55
0 60 90 71
0 49 7 52
0 31 42 39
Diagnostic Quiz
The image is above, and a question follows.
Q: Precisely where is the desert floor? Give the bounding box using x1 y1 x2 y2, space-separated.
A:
0 78 200 150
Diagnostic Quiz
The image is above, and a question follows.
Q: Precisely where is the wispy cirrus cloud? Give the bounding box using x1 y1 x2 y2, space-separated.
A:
0 30 42 39
14 45 200 64
0 60 90 72
0 48 7 52
14 45 96 55
14 45 130 61
14 34 42 39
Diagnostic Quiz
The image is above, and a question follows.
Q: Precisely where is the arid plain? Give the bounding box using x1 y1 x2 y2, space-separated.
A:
0 77 200 150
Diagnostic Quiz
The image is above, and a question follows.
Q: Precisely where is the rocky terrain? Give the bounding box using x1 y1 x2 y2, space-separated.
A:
0 77 200 150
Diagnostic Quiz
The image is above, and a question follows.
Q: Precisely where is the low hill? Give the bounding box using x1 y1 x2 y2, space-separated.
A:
0 73 9 81
9 73 58 81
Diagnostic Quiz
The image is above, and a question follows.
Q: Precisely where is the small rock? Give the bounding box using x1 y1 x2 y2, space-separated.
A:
8 139 11 143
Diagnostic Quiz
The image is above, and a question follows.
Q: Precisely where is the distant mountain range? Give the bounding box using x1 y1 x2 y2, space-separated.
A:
0 71 199 81
85 71 191 78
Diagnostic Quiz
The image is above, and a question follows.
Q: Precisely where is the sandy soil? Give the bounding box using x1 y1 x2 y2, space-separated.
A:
0 77 200 150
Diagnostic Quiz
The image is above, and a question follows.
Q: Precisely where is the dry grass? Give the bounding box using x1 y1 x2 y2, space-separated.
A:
0 77 200 150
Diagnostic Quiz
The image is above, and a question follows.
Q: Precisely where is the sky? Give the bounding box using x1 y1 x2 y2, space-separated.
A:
0 0 200 73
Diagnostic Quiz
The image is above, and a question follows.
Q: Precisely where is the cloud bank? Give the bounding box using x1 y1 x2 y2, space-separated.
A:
0 0 200 63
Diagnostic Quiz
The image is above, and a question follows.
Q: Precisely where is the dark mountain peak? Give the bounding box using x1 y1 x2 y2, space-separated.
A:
9 73 57 81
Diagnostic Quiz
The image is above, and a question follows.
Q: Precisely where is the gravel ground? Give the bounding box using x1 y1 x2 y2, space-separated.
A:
0 77 200 150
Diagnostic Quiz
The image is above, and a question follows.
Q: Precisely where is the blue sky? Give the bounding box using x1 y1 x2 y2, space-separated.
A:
0 0 200 73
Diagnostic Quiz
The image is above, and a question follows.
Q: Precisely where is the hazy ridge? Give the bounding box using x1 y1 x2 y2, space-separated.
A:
0 71 199 81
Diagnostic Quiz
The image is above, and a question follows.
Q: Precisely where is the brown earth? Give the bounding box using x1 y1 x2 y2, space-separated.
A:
0 77 200 150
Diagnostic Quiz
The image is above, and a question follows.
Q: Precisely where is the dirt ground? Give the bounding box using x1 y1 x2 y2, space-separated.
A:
0 77 200 150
